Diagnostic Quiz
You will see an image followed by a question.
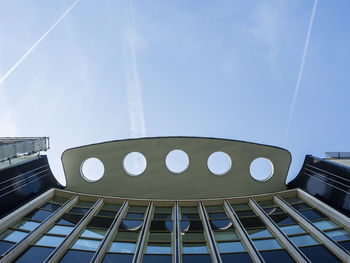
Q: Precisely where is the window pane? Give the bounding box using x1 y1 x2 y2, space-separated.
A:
81 228 107 239
88 217 114 229
284 197 303 204
35 235 65 247
154 207 172 213
12 220 40 231
291 203 312 210
280 225 306 235
51 197 68 204
149 232 171 242
300 209 326 221
68 207 89 215
182 233 205 242
313 220 340 231
214 230 238 241
153 214 171 220
128 206 147 213
210 220 232 230
208 213 227 219
40 203 61 211
0 230 28 242
76 202 94 208
181 213 200 220
24 209 52 222
57 214 83 226
114 231 139 242
290 235 319 247
218 241 245 253
102 204 121 211
47 225 74 235
125 213 145 219
326 230 350 242
231 204 250 211
97 210 117 218
109 242 136 253
72 238 101 251
270 214 296 226
258 201 275 208
206 206 225 213
236 210 256 217
146 243 171 254
181 207 198 213
247 228 272 239
120 220 143 230
253 239 282 251
183 243 208 254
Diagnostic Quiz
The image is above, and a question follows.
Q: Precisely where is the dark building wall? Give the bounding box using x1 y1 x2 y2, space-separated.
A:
0 156 62 219
288 155 350 217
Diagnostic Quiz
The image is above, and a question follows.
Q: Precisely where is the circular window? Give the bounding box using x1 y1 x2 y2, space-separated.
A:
80 157 105 182
123 152 147 176
207 151 232 175
250 157 274 182
165 149 189 174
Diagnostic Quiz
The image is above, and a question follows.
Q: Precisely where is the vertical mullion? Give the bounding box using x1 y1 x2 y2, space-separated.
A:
132 202 153 263
224 200 264 263
0 188 55 233
249 198 310 263
91 200 129 263
44 197 104 263
199 202 221 263
274 194 350 262
0 194 78 263
174 201 180 263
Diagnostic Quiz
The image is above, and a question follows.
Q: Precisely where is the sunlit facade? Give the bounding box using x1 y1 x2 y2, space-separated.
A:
0 137 349 262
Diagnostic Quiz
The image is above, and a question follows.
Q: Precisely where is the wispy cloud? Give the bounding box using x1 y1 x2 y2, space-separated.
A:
123 0 146 138
0 0 80 84
287 0 318 130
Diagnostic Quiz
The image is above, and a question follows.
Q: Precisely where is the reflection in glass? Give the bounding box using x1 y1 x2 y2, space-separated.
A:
210 220 232 230
146 243 171 254
35 235 65 247
72 238 101 251
183 243 208 254
47 225 74 235
12 220 40 231
81 228 107 239
313 220 339 231
109 242 136 253
121 220 143 230
280 225 306 235
290 235 319 247
0 230 28 243
214 231 238 241
326 230 350 242
218 241 245 253
253 239 282 251
247 228 272 239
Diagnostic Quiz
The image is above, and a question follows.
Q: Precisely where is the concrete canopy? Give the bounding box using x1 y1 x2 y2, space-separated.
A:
61 137 291 200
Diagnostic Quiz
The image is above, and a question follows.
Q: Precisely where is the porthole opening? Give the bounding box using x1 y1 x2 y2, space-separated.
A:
80 157 105 182
123 152 147 176
250 157 274 182
207 151 232 176
165 149 189 174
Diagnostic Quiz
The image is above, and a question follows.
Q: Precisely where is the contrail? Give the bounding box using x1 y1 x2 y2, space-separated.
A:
124 0 146 138
287 0 318 130
0 0 80 84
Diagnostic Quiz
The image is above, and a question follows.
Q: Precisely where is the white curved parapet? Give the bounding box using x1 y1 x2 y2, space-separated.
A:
61 137 291 200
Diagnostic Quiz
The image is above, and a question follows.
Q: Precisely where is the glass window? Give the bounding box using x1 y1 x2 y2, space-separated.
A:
313 220 340 231
146 243 171 254
257 201 276 208
240 217 265 228
210 220 232 230
218 241 245 253
214 231 238 241
236 210 256 217
183 243 208 254
206 206 225 213
284 197 303 204
182 233 205 242
97 210 117 218
81 228 107 239
247 228 272 239
290 235 319 247
253 239 282 251
291 203 312 210
76 201 94 208
121 220 143 230
263 207 284 215
88 217 114 229
325 230 350 242
299 209 326 221
181 213 200 220
270 214 296 226
109 241 136 253
181 207 198 213
149 232 171 242
280 225 306 235
68 207 89 215
114 231 139 242
150 220 173 231
128 206 147 213
102 204 121 211
12 220 40 231
24 209 52 222
40 203 61 211
0 230 28 243
208 212 227 219
154 207 172 213
125 213 145 219
51 197 68 204
35 235 65 247
72 238 101 251
47 225 74 235
57 214 83 226
231 204 251 211
153 214 171 220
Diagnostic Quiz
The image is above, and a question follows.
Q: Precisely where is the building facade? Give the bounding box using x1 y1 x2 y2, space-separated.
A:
0 137 349 262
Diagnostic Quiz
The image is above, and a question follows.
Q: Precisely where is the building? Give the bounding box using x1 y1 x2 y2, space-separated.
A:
0 137 349 263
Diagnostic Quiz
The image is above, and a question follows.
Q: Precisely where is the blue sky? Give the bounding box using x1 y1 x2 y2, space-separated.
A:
0 0 349 186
